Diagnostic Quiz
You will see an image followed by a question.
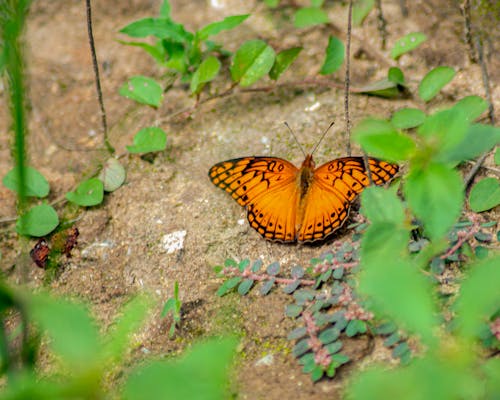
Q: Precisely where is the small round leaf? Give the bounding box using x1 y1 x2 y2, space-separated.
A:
16 204 59 237
469 177 500 212
418 66 455 102
126 127 167 154
65 178 104 207
98 158 126 192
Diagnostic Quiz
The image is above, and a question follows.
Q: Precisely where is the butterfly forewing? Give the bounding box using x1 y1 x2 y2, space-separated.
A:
209 157 301 242
297 157 399 242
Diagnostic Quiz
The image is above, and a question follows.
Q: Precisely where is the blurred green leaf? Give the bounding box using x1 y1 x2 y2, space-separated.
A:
353 118 415 161
359 249 436 345
391 32 427 59
190 56 221 93
418 66 455 102
117 40 166 65
391 108 425 129
159 0 171 18
123 338 237 400
104 295 151 364
358 79 404 98
495 148 500 165
437 124 500 164
294 7 329 28
119 18 193 42
238 279 254 295
66 178 104 207
469 178 500 212
16 204 59 237
196 14 249 40
29 292 101 367
269 47 302 80
264 0 280 7
361 186 405 226
417 108 468 155
119 76 163 107
352 0 374 25
98 158 126 192
404 164 463 240
388 67 405 86
452 96 489 122
3 166 49 198
126 127 167 153
455 255 500 340
230 40 275 87
320 36 344 75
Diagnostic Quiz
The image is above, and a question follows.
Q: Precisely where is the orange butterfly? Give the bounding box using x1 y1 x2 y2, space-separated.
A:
209 154 398 243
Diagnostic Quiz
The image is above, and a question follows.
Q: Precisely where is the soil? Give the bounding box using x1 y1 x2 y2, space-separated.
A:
0 1 498 399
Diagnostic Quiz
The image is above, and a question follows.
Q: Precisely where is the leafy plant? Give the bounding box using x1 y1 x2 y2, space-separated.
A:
161 281 182 338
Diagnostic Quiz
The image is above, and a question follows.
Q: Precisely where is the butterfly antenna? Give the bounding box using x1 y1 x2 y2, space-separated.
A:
311 121 335 156
284 122 307 158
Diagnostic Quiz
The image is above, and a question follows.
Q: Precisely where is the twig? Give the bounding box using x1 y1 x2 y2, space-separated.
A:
464 35 496 188
440 219 480 260
85 0 114 155
375 0 388 50
344 0 353 156
399 0 408 17
461 0 478 63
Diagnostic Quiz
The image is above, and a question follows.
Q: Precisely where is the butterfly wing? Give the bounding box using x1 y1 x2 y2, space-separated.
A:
209 157 300 242
297 157 398 242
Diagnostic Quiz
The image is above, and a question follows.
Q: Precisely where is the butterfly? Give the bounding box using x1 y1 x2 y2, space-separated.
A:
209 154 398 243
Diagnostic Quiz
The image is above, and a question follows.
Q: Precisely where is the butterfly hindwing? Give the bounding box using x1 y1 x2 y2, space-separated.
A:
209 157 300 242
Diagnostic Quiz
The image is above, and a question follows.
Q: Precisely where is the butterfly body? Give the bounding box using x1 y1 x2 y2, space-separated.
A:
209 155 398 243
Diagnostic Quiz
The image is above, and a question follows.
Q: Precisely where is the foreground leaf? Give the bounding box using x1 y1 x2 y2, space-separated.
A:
124 338 237 400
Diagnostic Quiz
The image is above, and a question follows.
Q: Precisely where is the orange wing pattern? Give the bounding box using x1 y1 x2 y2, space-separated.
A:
209 156 398 243
297 157 399 242
209 157 301 241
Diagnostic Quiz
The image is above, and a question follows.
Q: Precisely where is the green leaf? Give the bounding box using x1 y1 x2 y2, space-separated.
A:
161 298 177 317
294 7 329 28
437 123 500 165
16 204 59 237
238 279 254 295
124 338 236 400
3 166 49 197
217 277 242 296
119 76 163 107
159 0 171 18
98 158 126 192
29 292 101 367
269 47 302 80
495 148 500 165
117 40 166 66
196 14 249 40
190 56 221 94
404 164 463 240
105 295 151 364
119 18 193 42
391 108 426 129
352 0 374 26
391 32 427 59
388 67 406 86
319 327 340 344
264 0 280 7
359 249 437 345
469 178 500 212
455 255 500 340
320 36 344 75
353 118 416 161
417 108 468 155
230 40 275 87
453 96 489 122
358 79 404 98
65 178 104 207
418 66 455 102
126 127 167 153
361 186 405 226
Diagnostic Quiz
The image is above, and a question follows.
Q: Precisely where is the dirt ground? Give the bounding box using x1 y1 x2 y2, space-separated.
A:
0 0 499 399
